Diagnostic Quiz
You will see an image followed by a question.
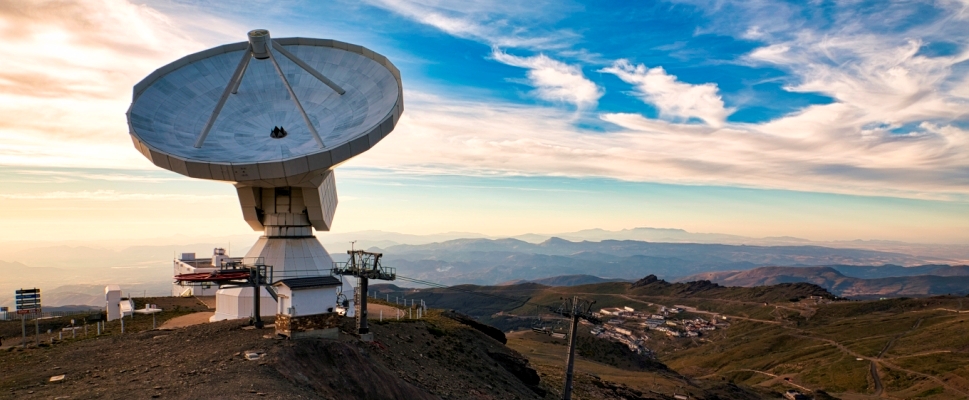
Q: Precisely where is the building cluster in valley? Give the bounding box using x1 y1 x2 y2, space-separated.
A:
590 304 729 354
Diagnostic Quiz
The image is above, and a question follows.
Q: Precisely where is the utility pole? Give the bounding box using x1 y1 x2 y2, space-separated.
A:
555 296 599 400
250 265 266 329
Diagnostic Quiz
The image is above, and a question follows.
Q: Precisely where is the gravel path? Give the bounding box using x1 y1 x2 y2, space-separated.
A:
158 311 215 329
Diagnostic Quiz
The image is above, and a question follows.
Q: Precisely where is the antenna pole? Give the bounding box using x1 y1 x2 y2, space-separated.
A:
230 58 250 94
266 48 327 149
357 276 369 335
195 44 252 148
272 40 345 95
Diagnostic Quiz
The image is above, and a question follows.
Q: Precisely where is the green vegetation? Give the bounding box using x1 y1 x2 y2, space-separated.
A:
401 275 969 398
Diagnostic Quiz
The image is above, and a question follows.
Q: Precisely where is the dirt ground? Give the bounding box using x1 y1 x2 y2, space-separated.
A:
158 312 215 329
0 297 774 400
0 305 551 400
368 303 405 320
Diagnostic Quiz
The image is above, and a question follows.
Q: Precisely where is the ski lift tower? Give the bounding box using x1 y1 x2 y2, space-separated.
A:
332 250 395 340
555 296 601 400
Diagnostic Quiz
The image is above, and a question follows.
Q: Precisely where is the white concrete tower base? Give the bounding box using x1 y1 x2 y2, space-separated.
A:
209 236 337 322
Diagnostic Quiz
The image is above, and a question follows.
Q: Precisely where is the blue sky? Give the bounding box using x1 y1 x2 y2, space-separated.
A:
0 0 967 243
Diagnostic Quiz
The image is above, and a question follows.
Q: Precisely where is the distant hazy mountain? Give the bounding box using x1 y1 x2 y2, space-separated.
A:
497 274 627 287
372 237 941 287
681 266 969 298
4 227 966 307
507 228 967 263
512 227 751 244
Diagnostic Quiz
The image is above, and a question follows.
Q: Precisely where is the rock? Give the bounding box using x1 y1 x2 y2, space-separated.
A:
50 374 66 382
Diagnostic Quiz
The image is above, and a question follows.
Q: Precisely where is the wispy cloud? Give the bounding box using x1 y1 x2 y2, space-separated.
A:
363 0 581 50
8 169 187 183
348 91 969 201
600 59 731 127
491 49 603 109
0 190 232 202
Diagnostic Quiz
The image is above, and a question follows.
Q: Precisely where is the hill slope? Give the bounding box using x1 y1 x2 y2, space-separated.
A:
683 266 969 298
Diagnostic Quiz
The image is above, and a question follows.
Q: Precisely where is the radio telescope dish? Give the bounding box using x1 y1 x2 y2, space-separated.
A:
128 30 402 177
126 30 404 321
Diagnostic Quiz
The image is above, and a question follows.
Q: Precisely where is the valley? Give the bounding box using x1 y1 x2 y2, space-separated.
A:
374 276 969 399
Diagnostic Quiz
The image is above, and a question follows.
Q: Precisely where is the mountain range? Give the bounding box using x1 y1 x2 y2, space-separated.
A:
3 227 968 307
371 236 946 285
682 265 969 298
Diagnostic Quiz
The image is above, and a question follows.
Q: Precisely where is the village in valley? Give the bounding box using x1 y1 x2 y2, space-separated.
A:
521 301 730 357
591 303 728 355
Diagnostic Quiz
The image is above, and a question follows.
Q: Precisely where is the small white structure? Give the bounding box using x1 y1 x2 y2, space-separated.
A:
105 285 122 321
209 287 277 322
133 304 163 314
273 276 344 339
120 299 135 318
274 276 342 317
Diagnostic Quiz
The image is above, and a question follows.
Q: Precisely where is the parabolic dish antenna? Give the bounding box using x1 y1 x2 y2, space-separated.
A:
126 30 403 321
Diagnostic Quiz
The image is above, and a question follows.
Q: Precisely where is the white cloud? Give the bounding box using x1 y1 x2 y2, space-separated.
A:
347 92 969 201
363 0 580 50
600 60 731 128
491 49 602 109
0 0 242 169
746 35 969 128
3 0 968 205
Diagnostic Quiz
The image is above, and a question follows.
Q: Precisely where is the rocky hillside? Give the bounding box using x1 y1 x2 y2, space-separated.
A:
1 296 786 400
628 274 836 302
683 266 969 298
0 310 549 400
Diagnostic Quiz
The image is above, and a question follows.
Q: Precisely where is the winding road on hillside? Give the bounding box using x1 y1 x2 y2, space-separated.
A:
870 361 884 397
871 318 923 398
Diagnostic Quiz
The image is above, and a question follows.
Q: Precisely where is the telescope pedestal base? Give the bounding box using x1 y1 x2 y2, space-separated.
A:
210 235 343 322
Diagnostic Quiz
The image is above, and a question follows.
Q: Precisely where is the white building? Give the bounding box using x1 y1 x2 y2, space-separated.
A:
172 248 241 297
210 287 278 322
273 276 344 339
273 276 342 317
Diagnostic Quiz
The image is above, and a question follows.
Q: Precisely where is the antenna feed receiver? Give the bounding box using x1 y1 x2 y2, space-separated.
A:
248 29 271 59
